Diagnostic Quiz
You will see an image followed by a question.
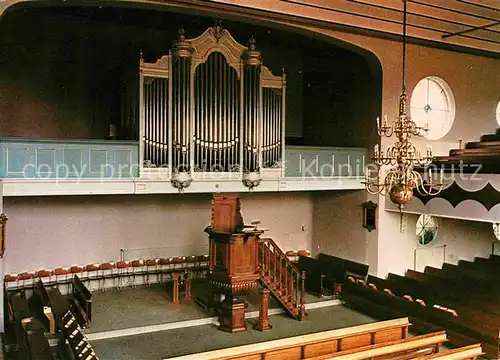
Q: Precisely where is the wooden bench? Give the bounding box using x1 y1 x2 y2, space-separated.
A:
421 344 483 360
424 265 499 293
22 318 55 360
457 258 500 276
306 332 448 360
297 256 325 296
70 275 92 327
297 253 368 297
164 317 414 359
343 279 500 358
404 270 500 311
5 289 31 357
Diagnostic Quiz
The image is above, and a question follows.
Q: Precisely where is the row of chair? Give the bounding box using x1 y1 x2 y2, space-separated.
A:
5 255 209 292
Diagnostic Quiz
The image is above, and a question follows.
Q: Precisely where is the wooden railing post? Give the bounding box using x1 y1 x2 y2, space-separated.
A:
185 272 192 301
173 273 179 304
273 250 277 282
255 288 272 332
300 270 306 319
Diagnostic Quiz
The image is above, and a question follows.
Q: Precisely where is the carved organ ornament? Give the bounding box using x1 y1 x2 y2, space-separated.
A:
139 24 286 192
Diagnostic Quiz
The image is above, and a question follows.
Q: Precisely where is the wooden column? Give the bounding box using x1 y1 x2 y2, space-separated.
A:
218 296 247 333
173 273 180 304
255 288 272 331
185 272 192 301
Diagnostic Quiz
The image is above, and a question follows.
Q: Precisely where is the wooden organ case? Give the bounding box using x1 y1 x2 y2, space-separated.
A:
204 195 264 332
135 24 286 192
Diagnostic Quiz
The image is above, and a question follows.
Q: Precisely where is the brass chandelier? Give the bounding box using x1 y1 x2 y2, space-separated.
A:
364 0 444 210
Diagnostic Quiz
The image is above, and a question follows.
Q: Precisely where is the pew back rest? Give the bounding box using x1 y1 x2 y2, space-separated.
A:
72 275 92 322
298 256 323 275
317 253 369 282
23 318 55 360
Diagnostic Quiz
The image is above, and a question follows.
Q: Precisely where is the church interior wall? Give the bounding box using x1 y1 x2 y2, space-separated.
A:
2 192 314 274
376 209 495 278
312 190 372 264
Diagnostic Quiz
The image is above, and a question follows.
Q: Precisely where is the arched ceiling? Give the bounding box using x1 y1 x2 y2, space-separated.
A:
207 0 500 55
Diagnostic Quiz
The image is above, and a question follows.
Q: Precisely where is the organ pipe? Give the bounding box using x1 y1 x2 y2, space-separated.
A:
138 24 285 188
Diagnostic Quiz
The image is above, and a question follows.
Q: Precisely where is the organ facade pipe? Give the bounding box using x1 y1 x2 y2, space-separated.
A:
242 36 262 190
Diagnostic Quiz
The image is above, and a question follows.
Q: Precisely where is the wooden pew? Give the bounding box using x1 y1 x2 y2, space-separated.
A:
421 344 483 360
5 290 32 359
297 256 325 296
457 259 500 276
296 254 368 297
343 279 500 358
164 317 415 359
61 310 99 359
22 318 55 360
424 265 499 293
489 254 500 262
317 253 369 283
405 270 500 310
368 275 500 341
70 275 92 327
306 332 448 360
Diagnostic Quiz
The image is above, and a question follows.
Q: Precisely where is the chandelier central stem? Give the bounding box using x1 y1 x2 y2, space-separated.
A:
364 0 445 212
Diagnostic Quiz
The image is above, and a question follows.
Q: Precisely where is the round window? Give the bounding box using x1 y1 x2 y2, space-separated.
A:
493 223 500 241
410 76 455 140
496 102 500 127
416 214 438 245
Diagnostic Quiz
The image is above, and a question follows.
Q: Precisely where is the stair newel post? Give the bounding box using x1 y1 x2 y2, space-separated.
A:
284 263 288 296
293 271 300 306
300 270 306 319
266 245 270 276
258 242 262 275
273 248 277 282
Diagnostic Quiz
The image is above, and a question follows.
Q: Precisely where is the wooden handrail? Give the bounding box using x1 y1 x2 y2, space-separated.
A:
258 237 307 319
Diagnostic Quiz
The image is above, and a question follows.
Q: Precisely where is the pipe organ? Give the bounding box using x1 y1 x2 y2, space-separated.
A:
139 24 286 191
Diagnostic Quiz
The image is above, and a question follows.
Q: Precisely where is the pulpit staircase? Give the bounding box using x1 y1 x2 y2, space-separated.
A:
258 238 307 321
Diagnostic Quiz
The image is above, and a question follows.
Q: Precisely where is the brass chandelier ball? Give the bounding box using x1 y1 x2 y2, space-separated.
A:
389 183 414 207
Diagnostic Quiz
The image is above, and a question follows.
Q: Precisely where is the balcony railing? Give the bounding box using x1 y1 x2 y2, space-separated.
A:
0 138 139 179
0 138 366 183
284 146 367 178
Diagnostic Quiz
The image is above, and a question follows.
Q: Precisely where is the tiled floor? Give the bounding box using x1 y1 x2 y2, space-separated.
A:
92 305 377 360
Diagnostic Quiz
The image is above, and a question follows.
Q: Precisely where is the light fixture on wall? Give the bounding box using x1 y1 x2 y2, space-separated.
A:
364 0 444 210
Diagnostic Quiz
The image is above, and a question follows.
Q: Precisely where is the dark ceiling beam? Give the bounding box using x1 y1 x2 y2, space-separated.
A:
443 20 500 39
284 0 500 45
351 0 500 36
410 0 500 23
456 0 500 13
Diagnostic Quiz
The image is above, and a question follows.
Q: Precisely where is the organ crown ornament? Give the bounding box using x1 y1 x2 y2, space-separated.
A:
243 35 262 67
173 26 193 58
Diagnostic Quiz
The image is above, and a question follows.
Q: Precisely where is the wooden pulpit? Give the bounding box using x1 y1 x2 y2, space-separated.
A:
204 195 263 332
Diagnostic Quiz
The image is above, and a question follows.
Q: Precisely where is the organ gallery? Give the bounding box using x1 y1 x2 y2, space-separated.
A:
129 23 286 192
